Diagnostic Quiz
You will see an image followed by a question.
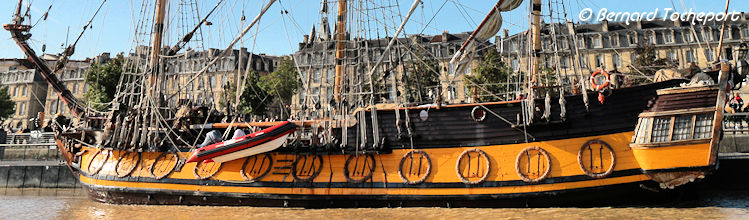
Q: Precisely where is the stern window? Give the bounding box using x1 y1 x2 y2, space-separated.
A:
694 114 714 139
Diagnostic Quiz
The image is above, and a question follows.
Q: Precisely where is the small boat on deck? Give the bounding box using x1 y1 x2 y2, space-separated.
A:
186 121 297 163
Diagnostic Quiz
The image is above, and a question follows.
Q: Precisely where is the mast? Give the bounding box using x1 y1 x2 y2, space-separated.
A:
5 0 88 117
149 0 168 97
334 0 347 102
523 0 542 124
530 0 541 84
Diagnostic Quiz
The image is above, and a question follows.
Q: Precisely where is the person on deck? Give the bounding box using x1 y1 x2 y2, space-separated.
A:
197 130 222 148
232 129 246 139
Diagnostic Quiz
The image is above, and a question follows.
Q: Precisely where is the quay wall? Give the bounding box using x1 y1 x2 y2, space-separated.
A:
0 164 78 188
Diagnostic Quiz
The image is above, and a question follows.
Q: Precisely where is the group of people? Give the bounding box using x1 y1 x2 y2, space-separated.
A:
728 92 747 113
197 128 251 148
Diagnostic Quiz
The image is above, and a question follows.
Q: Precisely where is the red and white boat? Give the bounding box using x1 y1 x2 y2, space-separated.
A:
186 121 297 163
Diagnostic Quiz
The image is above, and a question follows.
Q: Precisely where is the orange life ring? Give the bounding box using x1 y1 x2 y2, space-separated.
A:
589 70 611 91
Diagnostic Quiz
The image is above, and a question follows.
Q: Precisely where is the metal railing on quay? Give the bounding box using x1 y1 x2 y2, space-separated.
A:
724 113 749 135
0 132 61 161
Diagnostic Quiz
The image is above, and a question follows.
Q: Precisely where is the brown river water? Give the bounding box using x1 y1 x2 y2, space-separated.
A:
2 188 749 220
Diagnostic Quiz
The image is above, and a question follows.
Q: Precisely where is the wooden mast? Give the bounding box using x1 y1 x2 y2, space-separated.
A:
524 0 542 124
149 0 168 96
334 0 347 102
530 0 541 84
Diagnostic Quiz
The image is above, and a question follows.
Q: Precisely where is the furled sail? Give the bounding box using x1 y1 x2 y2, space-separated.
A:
450 0 522 74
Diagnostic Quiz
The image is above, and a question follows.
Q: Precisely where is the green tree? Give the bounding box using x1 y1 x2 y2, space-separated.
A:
84 54 124 111
0 86 14 120
221 70 270 117
258 60 300 104
405 52 440 103
629 43 673 85
463 49 513 102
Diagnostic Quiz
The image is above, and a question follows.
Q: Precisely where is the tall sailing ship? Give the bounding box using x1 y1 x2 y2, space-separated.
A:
4 0 742 207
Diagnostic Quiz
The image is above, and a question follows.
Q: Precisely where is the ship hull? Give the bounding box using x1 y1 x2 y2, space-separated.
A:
61 131 709 207
54 80 721 207
81 180 677 208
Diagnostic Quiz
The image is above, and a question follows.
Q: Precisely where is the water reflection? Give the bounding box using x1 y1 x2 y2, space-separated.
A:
1 189 749 220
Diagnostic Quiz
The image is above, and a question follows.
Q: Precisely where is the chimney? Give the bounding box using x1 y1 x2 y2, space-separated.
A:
303 35 309 44
636 20 643 30
674 19 681 27
601 20 609 32
442 30 449 43
503 29 509 38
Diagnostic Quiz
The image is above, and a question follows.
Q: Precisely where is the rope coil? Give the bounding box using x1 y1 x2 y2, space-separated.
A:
240 154 273 182
193 160 223 180
515 146 551 183
114 151 140 178
291 155 323 182
398 150 432 185
455 148 491 185
150 152 179 180
577 139 616 179
344 154 376 183
87 149 110 175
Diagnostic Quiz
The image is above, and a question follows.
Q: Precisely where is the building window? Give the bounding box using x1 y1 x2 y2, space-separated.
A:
627 33 637 45
19 103 26 116
684 30 694 42
577 37 585 49
613 54 621 67
595 55 604 68
630 53 638 65
593 35 602 48
559 37 568 49
665 31 674 43
610 34 619 47
706 49 715 62
327 69 334 83
13 86 18 96
647 31 656 45
50 100 58 114
686 50 696 63
313 70 320 83
579 56 587 68
560 56 569 68
667 51 676 61
743 26 749 38
511 59 519 71
703 27 713 41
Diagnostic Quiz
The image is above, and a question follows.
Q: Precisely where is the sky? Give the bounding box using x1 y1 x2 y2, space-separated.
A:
0 0 745 60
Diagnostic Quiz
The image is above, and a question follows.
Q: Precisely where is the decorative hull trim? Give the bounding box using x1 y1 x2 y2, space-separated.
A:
80 178 668 207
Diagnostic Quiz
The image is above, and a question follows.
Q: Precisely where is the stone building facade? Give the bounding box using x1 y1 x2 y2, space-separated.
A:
497 14 749 85
292 31 489 117
156 47 281 112
2 48 281 130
